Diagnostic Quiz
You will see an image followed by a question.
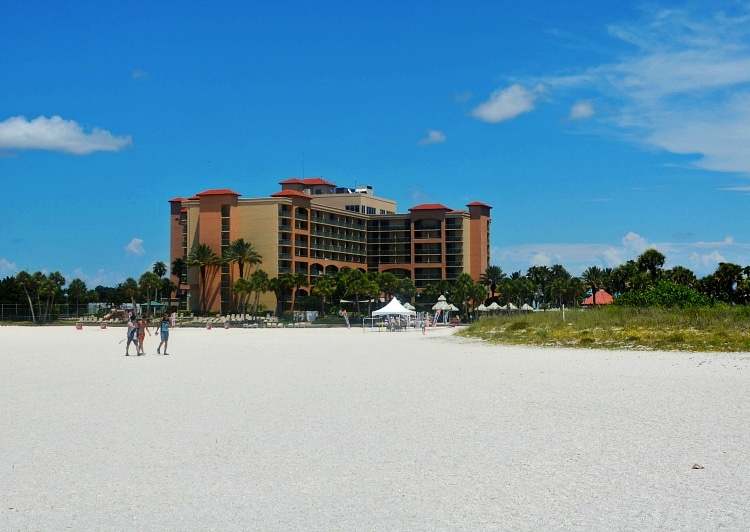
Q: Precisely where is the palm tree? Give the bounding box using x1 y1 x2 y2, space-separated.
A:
362 272 381 316
269 273 295 316
248 269 269 318
224 238 262 281
161 278 177 313
16 270 38 323
171 257 186 285
40 272 65 323
186 243 223 313
395 277 417 304
378 272 399 299
480 265 505 299
713 262 744 304
636 248 666 281
664 265 697 289
67 278 87 318
171 256 187 310
231 278 252 319
527 265 552 309
152 261 167 303
567 277 585 308
581 266 606 305
289 272 309 313
452 273 475 321
549 278 569 309
338 268 366 313
312 274 337 315
139 271 161 317
121 278 140 315
468 282 488 319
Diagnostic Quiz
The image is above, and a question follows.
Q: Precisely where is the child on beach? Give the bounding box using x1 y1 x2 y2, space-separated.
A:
125 313 139 356
137 317 151 356
157 312 170 355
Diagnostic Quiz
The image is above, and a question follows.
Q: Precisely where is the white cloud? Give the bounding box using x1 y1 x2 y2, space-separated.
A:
471 84 542 123
417 129 447 146
0 258 17 275
601 7 750 174
621 231 648 254
501 6 750 178
125 238 145 256
0 115 132 154
569 100 595 120
71 267 116 287
689 250 726 271
530 252 551 266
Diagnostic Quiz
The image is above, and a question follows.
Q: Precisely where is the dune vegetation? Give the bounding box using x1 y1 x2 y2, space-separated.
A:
458 305 750 352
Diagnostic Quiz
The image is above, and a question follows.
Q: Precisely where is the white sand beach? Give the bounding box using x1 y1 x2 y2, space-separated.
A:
2 323 749 530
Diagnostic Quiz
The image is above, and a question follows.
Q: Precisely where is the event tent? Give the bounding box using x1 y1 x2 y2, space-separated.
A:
372 298 416 317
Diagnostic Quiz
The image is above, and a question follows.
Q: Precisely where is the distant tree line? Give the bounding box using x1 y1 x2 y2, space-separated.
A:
3 245 750 323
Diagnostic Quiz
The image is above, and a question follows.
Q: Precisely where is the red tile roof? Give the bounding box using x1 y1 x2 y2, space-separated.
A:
271 189 313 199
581 290 614 306
466 201 492 208
168 197 187 203
279 177 335 187
409 203 452 211
195 189 241 196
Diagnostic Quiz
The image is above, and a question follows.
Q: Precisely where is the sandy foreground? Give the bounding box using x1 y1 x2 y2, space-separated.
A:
1 324 749 530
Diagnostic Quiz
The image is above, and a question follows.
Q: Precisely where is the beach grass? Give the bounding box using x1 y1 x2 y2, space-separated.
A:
458 305 750 352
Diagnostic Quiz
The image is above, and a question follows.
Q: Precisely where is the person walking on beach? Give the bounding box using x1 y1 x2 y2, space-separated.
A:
421 317 426 335
136 316 151 356
156 312 170 355
125 313 139 356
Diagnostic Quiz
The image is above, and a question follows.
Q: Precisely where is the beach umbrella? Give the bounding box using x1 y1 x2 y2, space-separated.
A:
432 294 452 311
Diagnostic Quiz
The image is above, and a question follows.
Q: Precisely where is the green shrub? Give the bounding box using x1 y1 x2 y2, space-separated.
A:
615 280 710 308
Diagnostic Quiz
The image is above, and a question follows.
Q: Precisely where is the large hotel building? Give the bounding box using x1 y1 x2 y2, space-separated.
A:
169 178 492 314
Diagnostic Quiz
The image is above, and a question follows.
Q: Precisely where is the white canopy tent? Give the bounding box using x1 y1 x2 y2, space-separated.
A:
372 298 416 317
371 298 416 331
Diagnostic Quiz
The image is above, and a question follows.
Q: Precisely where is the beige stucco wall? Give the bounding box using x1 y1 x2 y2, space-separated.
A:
234 198 282 312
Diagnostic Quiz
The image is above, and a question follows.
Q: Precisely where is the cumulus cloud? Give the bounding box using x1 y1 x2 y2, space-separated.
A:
569 100 595 120
0 115 133 154
530 252 551 266
125 238 145 256
621 231 649 254
0 258 17 274
471 84 542 123
417 129 447 146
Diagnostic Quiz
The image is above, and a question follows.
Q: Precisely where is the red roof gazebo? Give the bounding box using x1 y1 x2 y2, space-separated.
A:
581 290 614 306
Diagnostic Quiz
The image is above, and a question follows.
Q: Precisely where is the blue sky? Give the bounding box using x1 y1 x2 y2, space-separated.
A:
2 0 750 287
